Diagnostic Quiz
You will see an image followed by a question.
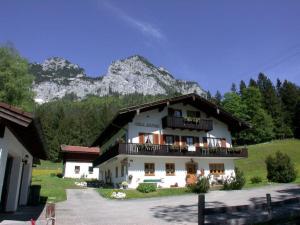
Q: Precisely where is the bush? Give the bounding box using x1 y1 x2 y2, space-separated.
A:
250 176 262 184
56 173 63 178
136 183 157 193
265 151 297 183
223 167 246 190
188 176 210 193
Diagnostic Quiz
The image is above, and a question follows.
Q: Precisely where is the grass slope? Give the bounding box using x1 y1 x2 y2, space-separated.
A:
32 160 82 202
235 139 300 187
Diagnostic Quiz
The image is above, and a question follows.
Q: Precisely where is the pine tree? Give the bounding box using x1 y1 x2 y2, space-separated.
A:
249 78 257 88
213 91 222 105
239 80 247 94
279 80 300 134
256 73 291 138
239 87 275 144
230 83 237 93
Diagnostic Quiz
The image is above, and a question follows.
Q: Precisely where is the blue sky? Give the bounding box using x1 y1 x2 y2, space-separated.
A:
1 0 300 94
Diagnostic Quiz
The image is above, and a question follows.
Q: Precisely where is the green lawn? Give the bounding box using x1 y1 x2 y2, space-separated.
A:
98 187 192 199
235 139 300 188
32 161 83 202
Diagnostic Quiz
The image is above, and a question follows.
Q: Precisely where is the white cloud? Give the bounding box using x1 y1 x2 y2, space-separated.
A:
100 1 165 41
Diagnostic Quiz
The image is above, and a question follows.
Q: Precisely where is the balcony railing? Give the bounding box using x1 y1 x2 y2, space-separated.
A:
94 143 248 166
162 116 213 131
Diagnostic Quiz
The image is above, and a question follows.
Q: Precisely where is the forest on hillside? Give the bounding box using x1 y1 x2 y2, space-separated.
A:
1 46 300 161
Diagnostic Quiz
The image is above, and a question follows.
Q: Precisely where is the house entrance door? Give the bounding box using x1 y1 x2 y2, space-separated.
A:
186 163 197 185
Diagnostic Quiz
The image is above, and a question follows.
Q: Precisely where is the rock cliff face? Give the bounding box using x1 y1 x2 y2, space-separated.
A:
30 55 206 103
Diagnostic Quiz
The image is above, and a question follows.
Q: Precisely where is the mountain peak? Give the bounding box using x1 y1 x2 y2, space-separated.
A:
31 55 206 103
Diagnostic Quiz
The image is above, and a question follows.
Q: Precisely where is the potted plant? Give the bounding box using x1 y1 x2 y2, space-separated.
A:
121 181 129 189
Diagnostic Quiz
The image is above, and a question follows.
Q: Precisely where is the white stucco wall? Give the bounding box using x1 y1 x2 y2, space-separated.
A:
0 127 33 212
128 103 232 146
63 161 99 179
98 155 235 188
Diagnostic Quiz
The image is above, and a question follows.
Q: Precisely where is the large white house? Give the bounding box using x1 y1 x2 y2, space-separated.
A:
92 94 249 189
0 103 46 212
61 145 100 179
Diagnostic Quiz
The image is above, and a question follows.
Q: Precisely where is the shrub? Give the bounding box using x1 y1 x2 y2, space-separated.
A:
136 183 157 193
188 176 210 193
56 173 63 178
250 176 262 184
265 151 297 183
223 167 246 190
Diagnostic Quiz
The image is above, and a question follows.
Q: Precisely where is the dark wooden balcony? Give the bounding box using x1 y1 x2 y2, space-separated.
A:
94 143 248 166
162 116 213 131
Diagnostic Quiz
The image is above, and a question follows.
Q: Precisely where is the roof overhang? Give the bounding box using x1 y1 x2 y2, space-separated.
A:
91 93 250 147
0 103 47 159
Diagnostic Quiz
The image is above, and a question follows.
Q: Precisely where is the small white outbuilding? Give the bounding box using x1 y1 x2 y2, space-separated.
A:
61 145 100 179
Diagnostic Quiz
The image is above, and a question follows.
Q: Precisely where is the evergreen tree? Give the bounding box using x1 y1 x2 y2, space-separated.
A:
249 78 257 88
214 91 222 105
239 87 275 144
230 83 237 93
239 80 246 94
279 80 300 133
256 73 291 138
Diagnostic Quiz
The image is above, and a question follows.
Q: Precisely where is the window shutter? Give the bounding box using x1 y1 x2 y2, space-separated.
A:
160 134 165 144
221 138 227 148
153 134 159 144
139 133 144 144
194 137 200 147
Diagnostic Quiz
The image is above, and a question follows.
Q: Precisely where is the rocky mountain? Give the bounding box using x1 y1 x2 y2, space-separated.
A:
30 55 206 103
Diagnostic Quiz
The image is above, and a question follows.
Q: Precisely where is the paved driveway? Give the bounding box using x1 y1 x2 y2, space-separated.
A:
0 184 299 225
55 184 300 225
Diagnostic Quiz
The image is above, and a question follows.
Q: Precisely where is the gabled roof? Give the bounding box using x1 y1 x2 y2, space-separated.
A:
91 93 250 147
61 145 100 154
0 103 47 159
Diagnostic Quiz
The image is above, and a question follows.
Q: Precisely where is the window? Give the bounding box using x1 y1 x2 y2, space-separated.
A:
144 163 155 176
74 166 80 174
186 136 194 146
187 110 201 118
168 108 182 117
174 109 182 117
144 133 154 144
121 164 125 177
166 163 175 176
209 163 225 174
88 166 93 174
165 135 174 145
115 166 118 178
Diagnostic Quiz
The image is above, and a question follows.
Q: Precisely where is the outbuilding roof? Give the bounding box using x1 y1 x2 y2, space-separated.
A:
61 145 100 154
91 93 250 147
0 102 47 159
